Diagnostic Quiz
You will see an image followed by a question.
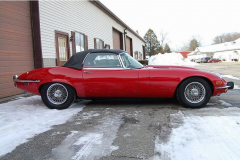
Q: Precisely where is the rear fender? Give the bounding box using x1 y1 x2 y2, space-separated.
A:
39 80 76 96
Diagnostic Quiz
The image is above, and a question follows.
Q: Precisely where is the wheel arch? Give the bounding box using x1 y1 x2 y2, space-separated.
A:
174 76 214 97
39 82 77 97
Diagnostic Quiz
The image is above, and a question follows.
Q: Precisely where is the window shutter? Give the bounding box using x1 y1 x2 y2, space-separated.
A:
71 31 76 54
102 40 104 49
94 38 96 49
85 35 88 50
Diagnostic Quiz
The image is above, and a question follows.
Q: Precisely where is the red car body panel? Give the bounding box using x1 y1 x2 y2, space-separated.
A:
15 65 227 98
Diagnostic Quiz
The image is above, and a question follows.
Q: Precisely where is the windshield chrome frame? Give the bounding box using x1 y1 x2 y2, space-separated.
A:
119 52 143 69
118 52 128 69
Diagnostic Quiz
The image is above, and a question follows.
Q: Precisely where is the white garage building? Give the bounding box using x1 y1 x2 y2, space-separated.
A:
188 38 240 62
39 0 146 67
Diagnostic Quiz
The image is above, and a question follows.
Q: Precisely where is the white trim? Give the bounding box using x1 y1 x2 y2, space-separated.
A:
83 68 124 70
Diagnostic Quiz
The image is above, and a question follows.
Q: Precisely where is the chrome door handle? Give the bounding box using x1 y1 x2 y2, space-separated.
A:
84 71 92 73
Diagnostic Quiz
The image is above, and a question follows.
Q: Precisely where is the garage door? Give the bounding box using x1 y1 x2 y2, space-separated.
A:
112 28 123 50
0 1 34 98
126 36 132 56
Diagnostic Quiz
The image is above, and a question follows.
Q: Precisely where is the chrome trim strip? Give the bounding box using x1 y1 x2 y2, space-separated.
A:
13 79 40 83
215 86 230 89
84 68 124 70
13 75 40 83
117 54 124 68
82 52 91 65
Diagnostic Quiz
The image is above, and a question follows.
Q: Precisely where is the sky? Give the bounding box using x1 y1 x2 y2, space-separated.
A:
100 0 240 51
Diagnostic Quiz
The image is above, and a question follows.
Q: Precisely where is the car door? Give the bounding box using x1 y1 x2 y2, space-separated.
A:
82 52 139 97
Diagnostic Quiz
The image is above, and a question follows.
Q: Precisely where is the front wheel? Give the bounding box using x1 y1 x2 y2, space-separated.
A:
41 83 75 109
176 78 212 108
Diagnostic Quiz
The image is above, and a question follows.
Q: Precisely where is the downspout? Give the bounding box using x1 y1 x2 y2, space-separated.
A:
30 1 43 69
124 27 127 51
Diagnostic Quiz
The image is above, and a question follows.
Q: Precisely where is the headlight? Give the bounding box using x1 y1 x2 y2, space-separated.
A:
214 72 222 79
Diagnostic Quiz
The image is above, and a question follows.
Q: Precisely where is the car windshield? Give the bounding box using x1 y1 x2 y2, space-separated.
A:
119 52 144 69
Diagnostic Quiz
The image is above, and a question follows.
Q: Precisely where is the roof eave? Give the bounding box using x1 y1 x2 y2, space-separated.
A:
89 0 146 43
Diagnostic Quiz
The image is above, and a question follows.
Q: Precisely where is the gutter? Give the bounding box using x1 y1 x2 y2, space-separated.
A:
90 0 146 43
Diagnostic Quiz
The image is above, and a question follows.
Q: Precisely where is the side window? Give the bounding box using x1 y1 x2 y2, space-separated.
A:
83 53 121 67
94 38 104 49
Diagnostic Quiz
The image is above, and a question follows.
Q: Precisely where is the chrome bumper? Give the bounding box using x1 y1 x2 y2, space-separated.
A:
13 75 40 83
215 81 234 90
215 86 230 89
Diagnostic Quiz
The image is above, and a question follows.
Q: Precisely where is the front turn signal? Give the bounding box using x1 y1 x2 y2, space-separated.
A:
216 81 223 85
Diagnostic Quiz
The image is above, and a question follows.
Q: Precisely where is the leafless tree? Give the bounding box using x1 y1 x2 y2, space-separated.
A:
178 35 202 51
213 32 240 44
180 44 189 51
159 29 170 47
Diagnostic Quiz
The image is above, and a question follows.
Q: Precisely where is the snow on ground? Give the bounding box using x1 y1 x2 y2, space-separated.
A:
222 75 240 80
234 85 240 89
148 52 198 66
51 114 122 160
219 100 232 107
154 107 240 160
0 96 85 156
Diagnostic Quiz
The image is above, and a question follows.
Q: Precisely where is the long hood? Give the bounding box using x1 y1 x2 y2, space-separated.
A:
146 65 198 70
146 65 222 82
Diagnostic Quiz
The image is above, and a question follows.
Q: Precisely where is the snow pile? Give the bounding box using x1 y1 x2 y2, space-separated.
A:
0 96 85 156
148 52 198 66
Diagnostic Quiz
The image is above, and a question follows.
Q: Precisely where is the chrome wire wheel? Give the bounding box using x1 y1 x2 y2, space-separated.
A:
184 82 206 103
47 83 68 105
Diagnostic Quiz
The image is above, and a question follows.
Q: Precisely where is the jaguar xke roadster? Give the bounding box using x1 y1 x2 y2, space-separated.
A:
13 49 234 109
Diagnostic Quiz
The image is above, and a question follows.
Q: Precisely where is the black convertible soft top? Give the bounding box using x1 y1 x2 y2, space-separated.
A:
62 49 125 70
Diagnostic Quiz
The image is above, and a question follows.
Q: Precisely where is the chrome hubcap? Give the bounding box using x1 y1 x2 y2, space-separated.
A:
54 90 62 98
47 83 68 105
191 88 199 96
184 82 206 103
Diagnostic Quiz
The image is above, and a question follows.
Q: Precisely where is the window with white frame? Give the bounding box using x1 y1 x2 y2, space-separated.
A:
139 52 142 60
134 51 142 60
134 51 138 60
75 32 85 52
95 38 103 49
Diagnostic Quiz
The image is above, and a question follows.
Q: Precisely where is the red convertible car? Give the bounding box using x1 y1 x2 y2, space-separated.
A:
13 49 233 109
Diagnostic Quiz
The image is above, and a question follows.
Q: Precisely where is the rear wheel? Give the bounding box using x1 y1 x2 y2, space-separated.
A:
41 83 75 109
176 78 212 108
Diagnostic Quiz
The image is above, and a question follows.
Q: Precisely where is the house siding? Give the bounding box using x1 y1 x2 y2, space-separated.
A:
39 1 145 67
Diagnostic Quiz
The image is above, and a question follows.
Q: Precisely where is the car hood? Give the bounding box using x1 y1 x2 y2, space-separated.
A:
146 65 198 70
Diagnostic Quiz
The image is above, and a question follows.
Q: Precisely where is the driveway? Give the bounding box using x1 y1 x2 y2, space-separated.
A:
194 62 240 85
1 62 240 160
